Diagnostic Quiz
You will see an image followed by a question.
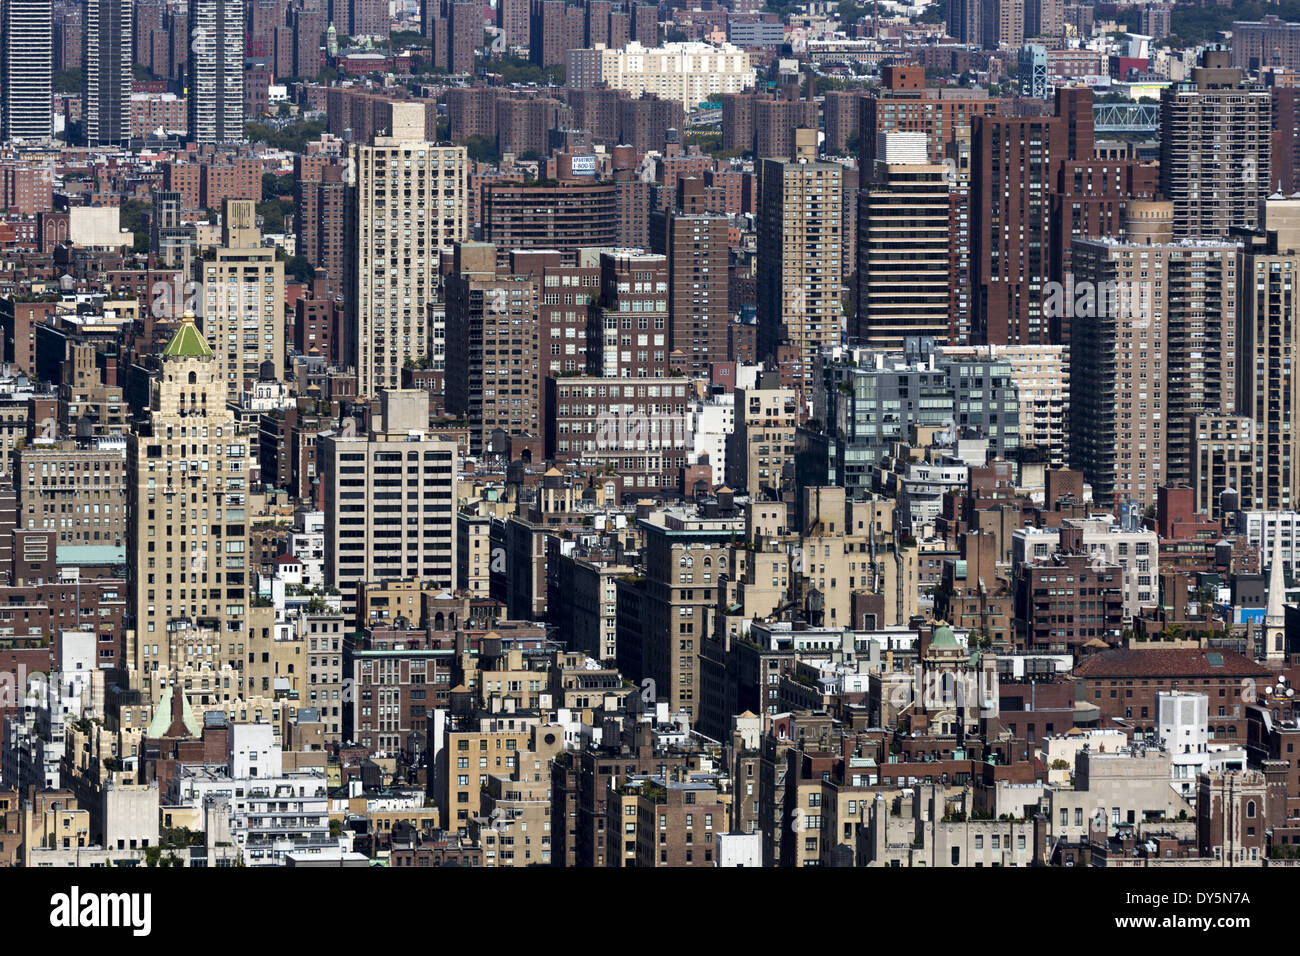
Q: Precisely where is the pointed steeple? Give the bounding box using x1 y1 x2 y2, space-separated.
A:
1266 518 1288 664
1267 518 1286 627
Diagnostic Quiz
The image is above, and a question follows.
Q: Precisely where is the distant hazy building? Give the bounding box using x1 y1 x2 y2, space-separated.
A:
1231 15 1300 71
567 41 755 110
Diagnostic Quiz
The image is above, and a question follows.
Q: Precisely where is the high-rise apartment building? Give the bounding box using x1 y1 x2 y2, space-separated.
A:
857 66 999 167
1238 198 1300 512
1231 15 1300 72
588 250 671 379
194 199 285 391
481 181 618 265
341 0 388 36
497 0 529 45
443 242 543 456
665 178 730 378
1070 202 1239 510
757 130 843 394
1159 49 1271 240
980 0 1024 49
293 157 347 293
347 103 468 399
971 113 1063 345
855 132 952 350
946 0 981 44
188 0 244 144
971 87 1095 345
632 509 746 720
1026 0 1062 37
936 344 1069 466
2 0 54 143
318 389 458 619
727 372 797 498
83 0 132 147
126 314 251 703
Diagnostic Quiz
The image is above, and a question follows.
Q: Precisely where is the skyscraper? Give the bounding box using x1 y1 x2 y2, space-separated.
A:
83 0 132 147
1159 48 1271 239
855 132 952 350
1 0 54 143
126 313 250 703
971 112 1064 346
188 0 244 144
347 102 468 399
443 242 542 456
666 177 730 378
1070 202 1239 510
1238 197 1300 512
757 129 843 395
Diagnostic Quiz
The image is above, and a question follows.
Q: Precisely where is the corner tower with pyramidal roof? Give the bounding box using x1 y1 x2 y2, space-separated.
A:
162 308 214 359
126 309 249 706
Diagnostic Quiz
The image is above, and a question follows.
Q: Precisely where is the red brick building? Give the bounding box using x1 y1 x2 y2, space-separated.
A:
1074 647 1272 743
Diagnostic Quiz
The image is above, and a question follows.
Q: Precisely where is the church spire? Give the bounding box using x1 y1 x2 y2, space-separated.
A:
1266 517 1287 664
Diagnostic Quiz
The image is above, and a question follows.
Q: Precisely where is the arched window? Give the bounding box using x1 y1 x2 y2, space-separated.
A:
188 372 197 385
1247 801 1257 819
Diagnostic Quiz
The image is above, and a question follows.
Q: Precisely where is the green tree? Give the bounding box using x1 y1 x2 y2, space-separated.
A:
390 29 431 48
246 119 328 154
464 134 501 163
120 198 151 254
257 197 293 234
53 69 81 94
287 255 316 283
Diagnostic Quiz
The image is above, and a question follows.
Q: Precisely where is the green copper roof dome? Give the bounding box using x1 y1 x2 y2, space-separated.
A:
163 311 212 359
930 623 959 649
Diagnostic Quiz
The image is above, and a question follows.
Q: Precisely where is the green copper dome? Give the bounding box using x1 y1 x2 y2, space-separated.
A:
931 624 959 649
163 312 213 359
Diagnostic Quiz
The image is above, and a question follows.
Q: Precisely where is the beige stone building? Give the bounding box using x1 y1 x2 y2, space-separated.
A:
195 198 285 390
348 104 468 399
16 437 126 548
726 373 797 498
1071 203 1238 509
1238 198 1300 512
126 314 251 704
